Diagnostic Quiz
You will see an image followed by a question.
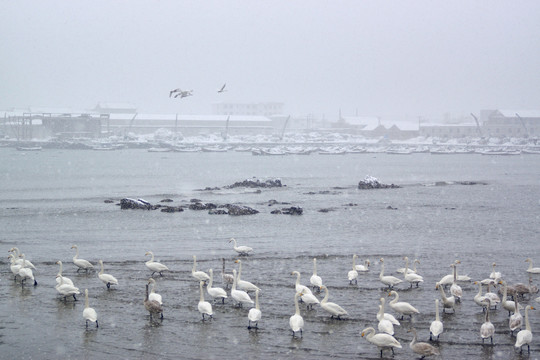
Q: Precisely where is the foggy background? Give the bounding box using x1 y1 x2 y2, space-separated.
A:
1 1 539 121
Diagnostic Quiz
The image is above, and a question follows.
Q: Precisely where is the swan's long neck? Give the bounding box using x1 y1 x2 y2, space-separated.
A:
145 284 149 301
413 260 418 272
485 306 490 322
222 259 225 273
435 299 440 321
313 259 317 275
527 260 533 271
74 246 79 260
208 269 214 288
404 258 409 272
380 262 385 278
352 256 357 269
452 264 457 282
85 290 89 308
199 281 205 302
13 247 20 257
389 291 398 304
438 284 447 300
476 282 483 296
20 254 26 269
378 301 384 318
502 281 508 302
232 270 237 291
295 272 301 286
322 286 329 303
525 306 531 331
192 256 197 273
149 252 155 262
58 261 63 276
99 261 104 275
365 328 375 340
410 329 417 346
255 290 260 310
150 280 156 293
294 292 301 315
237 261 242 280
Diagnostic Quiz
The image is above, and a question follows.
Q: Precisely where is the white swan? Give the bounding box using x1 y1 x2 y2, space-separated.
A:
145 251 169 276
409 328 440 358
396 257 416 274
83 289 98 328
348 254 359 284
234 259 260 292
377 297 400 326
377 298 394 335
144 283 163 320
228 238 253 256
509 296 523 335
71 245 93 272
147 278 162 305
248 289 262 329
231 269 253 307
98 260 118 289
379 258 402 289
436 281 455 313
8 254 22 280
525 258 540 274
490 262 501 279
484 280 501 309
361 327 402 357
355 259 370 272
480 300 495 344
55 261 74 287
450 263 462 302
515 305 535 353
18 254 37 286
388 290 419 319
310 258 323 290
207 269 228 303
499 279 521 315
473 281 489 310
221 258 235 288
191 255 210 282
56 275 80 301
289 291 304 337
403 257 424 288
9 247 36 270
291 271 319 309
430 299 444 340
320 285 348 319
198 280 213 320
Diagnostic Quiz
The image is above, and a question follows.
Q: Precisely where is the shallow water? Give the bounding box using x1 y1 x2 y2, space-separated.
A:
1 148 539 359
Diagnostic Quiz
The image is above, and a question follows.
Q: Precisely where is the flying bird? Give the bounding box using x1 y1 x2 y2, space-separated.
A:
217 83 227 93
174 89 193 98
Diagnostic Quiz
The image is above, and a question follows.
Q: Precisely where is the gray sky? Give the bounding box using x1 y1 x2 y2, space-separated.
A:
1 1 539 121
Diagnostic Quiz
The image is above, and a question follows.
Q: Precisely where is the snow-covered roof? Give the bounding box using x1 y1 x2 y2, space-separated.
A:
383 121 419 131
95 102 137 110
496 110 540 118
108 113 272 123
341 116 380 127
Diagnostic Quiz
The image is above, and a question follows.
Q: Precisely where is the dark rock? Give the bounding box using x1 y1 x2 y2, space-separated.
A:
190 198 202 203
223 204 259 216
386 205 398 210
208 209 228 215
120 198 156 210
160 206 184 213
343 203 358 206
281 207 303 215
358 176 400 189
270 209 282 214
189 202 207 210
160 198 174 203
104 199 114 203
318 208 334 213
226 178 283 189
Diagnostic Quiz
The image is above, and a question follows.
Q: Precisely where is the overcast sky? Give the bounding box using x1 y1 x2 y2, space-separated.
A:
1 1 539 121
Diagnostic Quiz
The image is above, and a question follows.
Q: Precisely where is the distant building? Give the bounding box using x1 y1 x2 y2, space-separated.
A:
481 110 540 138
330 115 419 139
213 102 284 116
94 102 137 114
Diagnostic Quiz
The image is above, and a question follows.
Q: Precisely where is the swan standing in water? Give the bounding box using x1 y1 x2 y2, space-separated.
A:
9 247 36 270
409 328 440 358
98 260 118 289
361 327 402 357
231 269 253 307
379 258 402 289
144 283 163 320
147 278 162 305
525 258 540 274
71 245 93 272
289 291 304 337
221 258 235 288
291 271 319 310
198 280 213 320
355 258 370 272
490 262 502 279
450 263 462 302
83 289 98 328
403 257 424 288
191 255 210 282
8 254 21 281
515 305 535 353
377 298 394 335
55 261 74 287
56 275 80 301
396 257 416 274
347 254 359 284
310 258 323 290
430 299 444 340
435 282 455 313
248 289 261 329
145 251 169 277
320 285 348 319
388 290 419 319
377 297 400 326
234 260 260 292
207 269 228 304
499 279 521 315
509 296 523 335
480 300 495 344
18 254 37 287
228 238 253 256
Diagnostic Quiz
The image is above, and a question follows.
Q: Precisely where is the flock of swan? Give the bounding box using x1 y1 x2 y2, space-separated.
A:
6 240 540 358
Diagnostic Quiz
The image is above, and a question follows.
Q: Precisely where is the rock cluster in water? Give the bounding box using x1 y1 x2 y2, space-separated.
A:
357 175 400 189
199 178 283 191
270 206 303 215
117 198 259 215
